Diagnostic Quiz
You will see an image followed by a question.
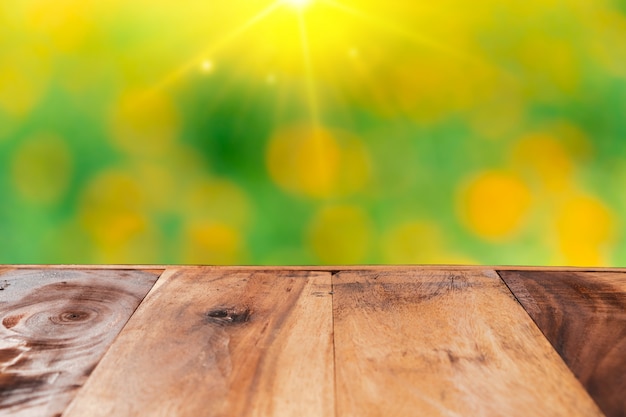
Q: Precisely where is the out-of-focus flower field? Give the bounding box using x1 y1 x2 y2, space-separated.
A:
1 0 625 265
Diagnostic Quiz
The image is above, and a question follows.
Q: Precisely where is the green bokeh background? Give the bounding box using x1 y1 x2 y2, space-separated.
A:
1 0 626 265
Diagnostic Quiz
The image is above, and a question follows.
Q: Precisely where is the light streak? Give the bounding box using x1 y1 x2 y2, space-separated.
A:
146 1 283 96
297 11 320 126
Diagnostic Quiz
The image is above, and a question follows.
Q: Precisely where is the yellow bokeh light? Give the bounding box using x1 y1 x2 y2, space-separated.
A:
267 125 340 198
555 194 616 266
266 124 370 198
0 49 51 118
11 133 73 204
183 222 244 265
307 205 373 264
110 90 179 156
382 222 444 264
510 125 592 193
79 170 148 248
588 10 626 78
181 178 251 227
458 171 532 240
382 221 477 265
510 133 573 192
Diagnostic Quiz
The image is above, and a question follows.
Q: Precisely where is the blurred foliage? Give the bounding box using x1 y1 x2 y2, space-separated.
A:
1 0 626 265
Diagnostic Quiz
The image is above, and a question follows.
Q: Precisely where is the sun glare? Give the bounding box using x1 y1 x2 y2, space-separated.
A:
149 0 476 128
285 0 312 10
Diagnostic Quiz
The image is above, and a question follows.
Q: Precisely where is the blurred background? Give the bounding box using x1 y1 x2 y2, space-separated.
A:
1 0 625 266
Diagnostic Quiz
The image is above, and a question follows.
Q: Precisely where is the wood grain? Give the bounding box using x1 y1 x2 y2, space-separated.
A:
0 268 160 417
499 270 626 417
64 268 334 417
332 269 604 417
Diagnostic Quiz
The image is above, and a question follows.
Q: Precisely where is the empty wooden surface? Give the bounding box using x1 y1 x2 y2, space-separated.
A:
333 269 602 417
499 270 626 417
64 269 334 417
2 266 625 417
0 268 160 417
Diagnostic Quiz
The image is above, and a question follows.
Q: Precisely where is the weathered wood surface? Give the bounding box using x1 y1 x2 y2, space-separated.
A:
3 266 625 417
332 269 604 417
499 270 626 417
0 268 160 417
64 268 334 417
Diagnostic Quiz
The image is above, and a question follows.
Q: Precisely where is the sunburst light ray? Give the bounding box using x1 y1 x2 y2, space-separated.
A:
296 10 321 126
320 0 492 68
145 1 283 97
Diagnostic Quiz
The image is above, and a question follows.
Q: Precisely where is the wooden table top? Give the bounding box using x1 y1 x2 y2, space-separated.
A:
1 265 624 417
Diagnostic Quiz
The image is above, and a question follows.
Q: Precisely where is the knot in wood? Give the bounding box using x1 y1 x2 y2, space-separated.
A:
205 308 251 325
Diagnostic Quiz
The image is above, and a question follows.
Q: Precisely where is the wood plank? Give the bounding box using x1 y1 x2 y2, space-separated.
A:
64 268 334 417
332 269 604 417
499 270 626 417
0 268 160 417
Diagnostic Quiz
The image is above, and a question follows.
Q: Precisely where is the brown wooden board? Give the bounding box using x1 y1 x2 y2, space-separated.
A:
64 268 334 417
499 270 626 417
332 269 604 417
0 268 160 417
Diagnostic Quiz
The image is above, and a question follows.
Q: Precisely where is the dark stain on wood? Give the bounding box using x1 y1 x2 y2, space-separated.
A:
0 269 159 417
499 270 626 417
2 315 23 330
333 271 478 319
0 348 22 364
205 307 252 325
438 348 488 366
0 373 49 407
